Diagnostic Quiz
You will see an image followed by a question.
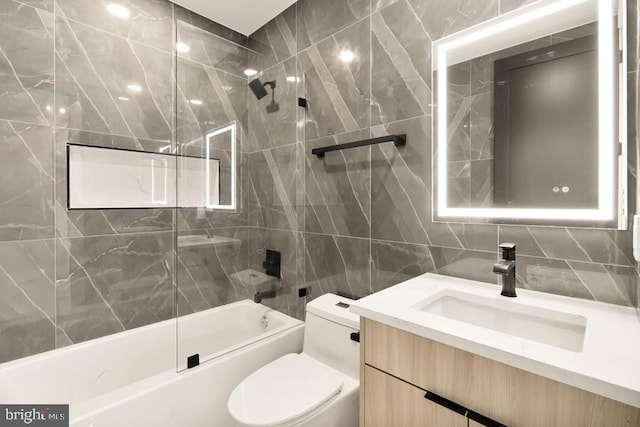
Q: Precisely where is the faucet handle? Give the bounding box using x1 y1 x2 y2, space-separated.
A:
498 243 516 261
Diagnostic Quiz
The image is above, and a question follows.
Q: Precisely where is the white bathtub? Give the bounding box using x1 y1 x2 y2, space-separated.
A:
0 300 304 426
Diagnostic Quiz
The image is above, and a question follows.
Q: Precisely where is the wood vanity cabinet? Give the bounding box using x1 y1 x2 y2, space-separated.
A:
359 318 640 427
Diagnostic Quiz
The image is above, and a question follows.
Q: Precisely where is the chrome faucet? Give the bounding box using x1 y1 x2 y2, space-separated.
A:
493 243 517 297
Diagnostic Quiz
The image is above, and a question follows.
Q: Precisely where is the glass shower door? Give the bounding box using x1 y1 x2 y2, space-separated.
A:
174 11 255 371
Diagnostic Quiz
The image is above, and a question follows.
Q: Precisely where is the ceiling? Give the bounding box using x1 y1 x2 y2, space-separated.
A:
172 0 297 36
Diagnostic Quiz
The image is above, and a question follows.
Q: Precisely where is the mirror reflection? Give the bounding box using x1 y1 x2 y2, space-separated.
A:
433 0 625 227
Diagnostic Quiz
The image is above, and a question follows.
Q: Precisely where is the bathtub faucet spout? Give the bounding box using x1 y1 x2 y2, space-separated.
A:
254 288 276 303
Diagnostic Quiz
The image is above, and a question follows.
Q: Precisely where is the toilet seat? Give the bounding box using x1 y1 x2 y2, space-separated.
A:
227 353 343 427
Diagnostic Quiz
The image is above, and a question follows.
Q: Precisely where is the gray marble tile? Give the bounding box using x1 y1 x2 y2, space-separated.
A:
56 232 173 344
305 129 370 238
515 255 595 300
498 225 547 257
371 240 433 293
447 160 470 208
568 261 635 306
54 128 174 237
469 92 493 160
524 227 592 262
297 0 370 52
470 159 493 207
247 57 297 151
304 233 370 299
177 20 249 78
446 96 472 162
0 239 55 363
0 2 53 126
177 58 248 151
12 0 53 12
0 120 54 241
55 17 172 141
502 226 632 268
449 224 497 252
298 18 370 140
371 0 431 125
408 0 498 40
62 127 171 152
56 0 172 52
447 62 471 101
177 227 249 315
425 221 466 249
499 0 537 14
248 144 299 230
429 246 498 284
372 0 399 13
371 115 431 244
567 229 633 266
248 4 297 72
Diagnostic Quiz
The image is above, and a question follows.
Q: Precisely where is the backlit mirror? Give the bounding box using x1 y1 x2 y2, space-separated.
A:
433 0 627 228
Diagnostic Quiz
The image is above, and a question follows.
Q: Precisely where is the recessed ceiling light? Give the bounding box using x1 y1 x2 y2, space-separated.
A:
58 108 66 114
221 85 233 91
339 49 355 63
45 105 52 112
127 84 142 92
176 42 190 53
118 96 130 101
243 69 258 77
286 76 300 83
189 99 203 106
106 3 130 19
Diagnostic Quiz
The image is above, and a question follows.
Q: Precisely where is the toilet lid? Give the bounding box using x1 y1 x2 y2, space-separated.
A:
228 353 343 427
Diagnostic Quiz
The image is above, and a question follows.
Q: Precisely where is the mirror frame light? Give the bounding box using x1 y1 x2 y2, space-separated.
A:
433 0 626 228
205 122 236 210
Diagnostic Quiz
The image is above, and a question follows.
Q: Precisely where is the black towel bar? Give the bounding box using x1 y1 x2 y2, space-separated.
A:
311 134 406 158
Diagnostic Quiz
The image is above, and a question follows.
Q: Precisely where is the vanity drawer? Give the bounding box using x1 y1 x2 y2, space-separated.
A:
361 318 640 426
363 365 467 427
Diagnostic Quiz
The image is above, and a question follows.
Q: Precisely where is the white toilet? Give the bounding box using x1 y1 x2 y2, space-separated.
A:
227 293 360 427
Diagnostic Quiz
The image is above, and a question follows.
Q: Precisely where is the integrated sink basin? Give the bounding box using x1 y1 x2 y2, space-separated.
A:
350 273 640 408
415 290 587 352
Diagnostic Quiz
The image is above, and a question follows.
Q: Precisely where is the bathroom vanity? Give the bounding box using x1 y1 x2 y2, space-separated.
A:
351 274 640 426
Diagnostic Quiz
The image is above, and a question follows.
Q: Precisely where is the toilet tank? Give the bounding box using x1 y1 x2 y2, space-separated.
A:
303 294 360 380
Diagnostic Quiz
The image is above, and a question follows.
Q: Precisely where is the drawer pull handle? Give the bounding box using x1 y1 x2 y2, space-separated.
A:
467 410 508 427
424 391 468 417
350 332 360 342
424 391 508 427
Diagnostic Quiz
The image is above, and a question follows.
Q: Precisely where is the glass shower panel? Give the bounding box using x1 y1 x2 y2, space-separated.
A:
175 14 257 371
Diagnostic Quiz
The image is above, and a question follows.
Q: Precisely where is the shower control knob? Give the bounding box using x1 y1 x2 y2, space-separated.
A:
562 186 570 193
553 186 560 193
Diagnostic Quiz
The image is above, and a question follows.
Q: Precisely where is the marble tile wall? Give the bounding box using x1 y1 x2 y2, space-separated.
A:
246 3 304 317
247 0 640 319
0 0 252 363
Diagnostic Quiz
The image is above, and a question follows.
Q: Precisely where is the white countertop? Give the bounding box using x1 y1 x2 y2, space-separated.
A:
350 273 640 408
